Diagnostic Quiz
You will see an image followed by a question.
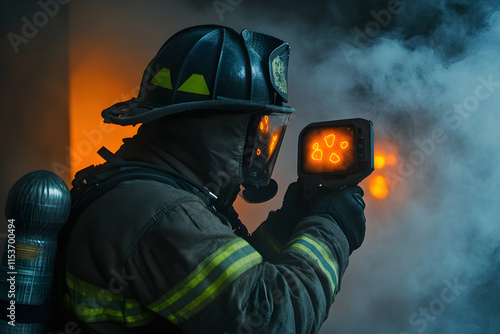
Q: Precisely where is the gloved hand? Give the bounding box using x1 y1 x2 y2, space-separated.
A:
309 186 366 254
281 182 308 217
262 183 366 254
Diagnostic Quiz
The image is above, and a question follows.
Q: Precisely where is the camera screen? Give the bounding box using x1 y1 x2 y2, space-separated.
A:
301 125 356 174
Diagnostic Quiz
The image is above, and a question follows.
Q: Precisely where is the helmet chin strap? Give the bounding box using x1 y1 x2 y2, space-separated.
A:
240 179 278 203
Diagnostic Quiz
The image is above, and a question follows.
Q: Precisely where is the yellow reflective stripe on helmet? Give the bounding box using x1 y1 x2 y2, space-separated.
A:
151 69 210 95
151 67 173 90
148 238 262 325
177 73 210 95
66 272 155 327
285 234 339 294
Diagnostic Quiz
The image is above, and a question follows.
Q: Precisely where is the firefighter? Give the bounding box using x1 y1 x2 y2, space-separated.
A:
57 25 366 333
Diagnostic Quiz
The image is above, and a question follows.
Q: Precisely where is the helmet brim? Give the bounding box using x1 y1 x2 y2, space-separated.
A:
102 98 294 126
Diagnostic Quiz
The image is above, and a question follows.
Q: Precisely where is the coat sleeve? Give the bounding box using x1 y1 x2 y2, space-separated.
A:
123 194 350 334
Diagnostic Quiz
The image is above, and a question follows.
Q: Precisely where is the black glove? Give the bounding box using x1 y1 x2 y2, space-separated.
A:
309 186 366 254
270 183 366 254
281 182 308 217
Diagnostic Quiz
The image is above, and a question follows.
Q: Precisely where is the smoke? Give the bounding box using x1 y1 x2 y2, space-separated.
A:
65 0 500 333
225 1 500 333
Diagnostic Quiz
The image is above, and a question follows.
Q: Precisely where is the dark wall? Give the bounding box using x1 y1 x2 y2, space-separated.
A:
0 0 69 249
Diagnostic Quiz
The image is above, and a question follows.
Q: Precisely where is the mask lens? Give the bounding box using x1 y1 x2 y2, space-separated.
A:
242 113 289 186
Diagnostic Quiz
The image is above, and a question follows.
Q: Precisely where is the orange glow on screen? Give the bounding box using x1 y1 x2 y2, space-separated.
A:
302 126 355 174
324 134 335 147
312 142 322 161
329 152 341 164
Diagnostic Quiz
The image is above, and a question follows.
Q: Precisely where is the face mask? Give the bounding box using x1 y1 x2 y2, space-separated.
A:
240 112 289 203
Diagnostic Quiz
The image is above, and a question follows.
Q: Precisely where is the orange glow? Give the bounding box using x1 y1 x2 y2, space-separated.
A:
365 141 400 199
386 154 397 165
374 155 386 169
302 127 355 174
369 175 388 199
329 152 340 164
312 133 345 164
324 134 335 147
268 134 278 157
256 148 261 155
259 115 269 134
69 27 142 179
312 142 323 161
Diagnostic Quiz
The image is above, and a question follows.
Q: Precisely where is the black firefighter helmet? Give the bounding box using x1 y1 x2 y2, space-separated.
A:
102 25 294 202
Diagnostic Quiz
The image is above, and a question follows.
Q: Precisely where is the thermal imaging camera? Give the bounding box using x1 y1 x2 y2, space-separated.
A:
298 118 374 201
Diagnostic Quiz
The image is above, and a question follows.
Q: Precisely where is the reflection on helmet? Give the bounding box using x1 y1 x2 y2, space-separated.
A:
243 113 290 186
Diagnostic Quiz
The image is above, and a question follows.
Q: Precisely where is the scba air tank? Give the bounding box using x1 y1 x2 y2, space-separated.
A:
0 170 71 333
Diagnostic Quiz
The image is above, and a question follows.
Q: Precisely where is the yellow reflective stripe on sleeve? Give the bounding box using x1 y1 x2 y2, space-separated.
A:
65 272 155 327
169 252 262 324
148 238 247 312
255 224 283 254
148 238 262 325
285 234 340 294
